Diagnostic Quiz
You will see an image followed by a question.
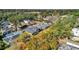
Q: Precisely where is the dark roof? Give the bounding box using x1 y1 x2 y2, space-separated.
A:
1 20 10 31
24 26 39 34
24 23 49 34
35 23 49 29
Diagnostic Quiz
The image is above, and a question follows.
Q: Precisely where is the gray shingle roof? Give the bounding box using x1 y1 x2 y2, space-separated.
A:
24 26 39 34
24 23 49 34
3 31 22 43
34 23 49 30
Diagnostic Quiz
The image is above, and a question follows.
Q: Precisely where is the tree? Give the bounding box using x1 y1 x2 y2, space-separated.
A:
0 34 8 50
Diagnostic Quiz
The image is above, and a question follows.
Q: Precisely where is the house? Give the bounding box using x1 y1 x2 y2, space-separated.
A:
0 20 12 35
71 28 79 41
72 28 79 37
29 20 39 25
18 19 36 30
34 22 50 30
43 16 58 23
19 19 30 26
23 20 31 25
0 19 17 32
66 42 79 49
24 26 39 35
3 30 11 37
58 43 79 50
24 22 50 35
3 31 22 44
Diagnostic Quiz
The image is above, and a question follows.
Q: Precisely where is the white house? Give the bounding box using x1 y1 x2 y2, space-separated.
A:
71 28 79 42
24 20 29 24
72 28 79 37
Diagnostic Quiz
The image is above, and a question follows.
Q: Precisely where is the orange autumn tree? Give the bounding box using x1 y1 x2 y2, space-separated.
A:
26 27 58 50
6 31 32 50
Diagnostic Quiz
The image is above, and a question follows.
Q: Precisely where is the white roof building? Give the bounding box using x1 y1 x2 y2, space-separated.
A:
24 20 29 24
72 28 79 37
